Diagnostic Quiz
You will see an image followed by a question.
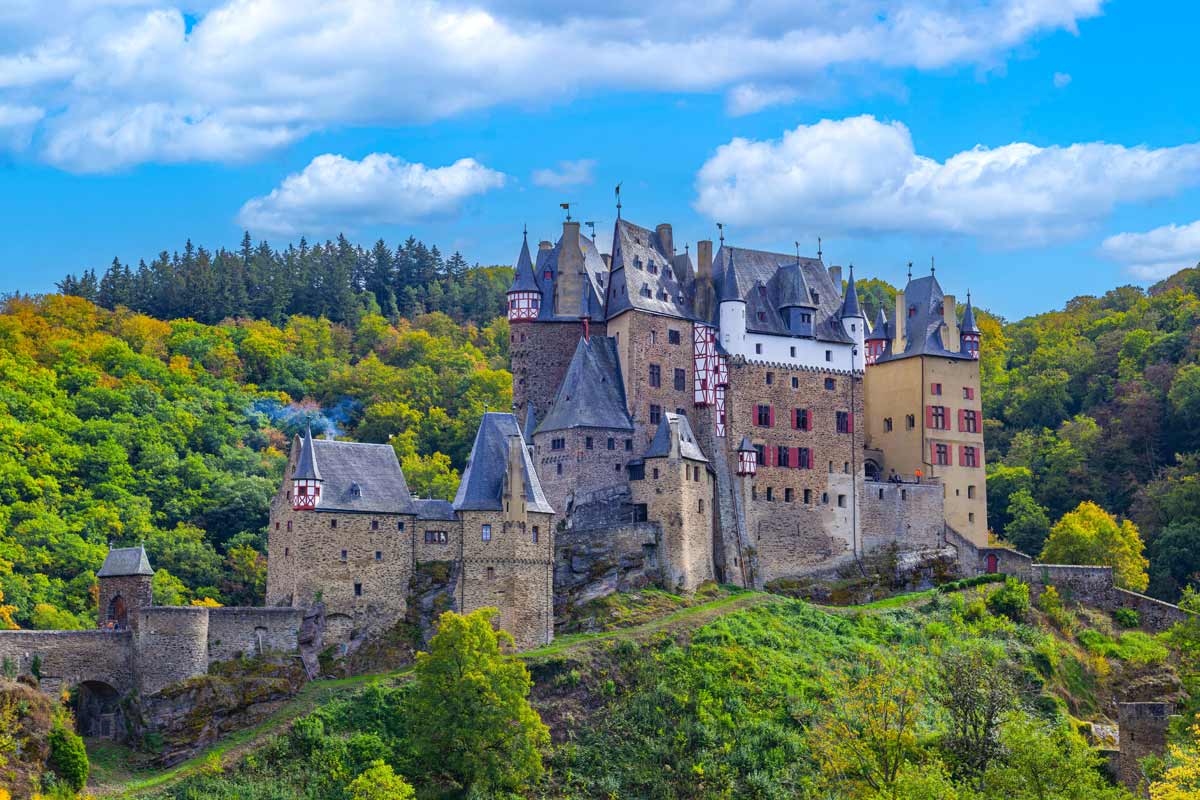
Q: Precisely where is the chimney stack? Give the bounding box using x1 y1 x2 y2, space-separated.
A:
538 240 553 252
894 290 907 350
942 294 959 352
504 434 527 523
828 266 843 296
601 253 612 269
656 223 674 256
697 240 713 280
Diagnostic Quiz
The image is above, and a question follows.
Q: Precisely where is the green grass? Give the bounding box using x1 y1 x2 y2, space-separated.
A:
1076 629 1170 665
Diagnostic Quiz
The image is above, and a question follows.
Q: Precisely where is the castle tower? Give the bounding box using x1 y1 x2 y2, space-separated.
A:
506 228 541 322
777 260 817 338
291 427 322 510
865 305 889 365
862 272 987 545
454 412 556 648
97 545 154 630
736 436 758 476
631 413 716 592
839 265 866 352
717 254 746 354
960 292 981 359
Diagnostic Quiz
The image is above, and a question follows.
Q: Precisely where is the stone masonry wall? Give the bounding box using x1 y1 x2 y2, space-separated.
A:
554 521 661 614
607 311 695 447
98 574 153 628
206 607 304 664
567 484 638 531
631 456 715 592
0 630 134 696
135 607 210 695
859 480 944 553
532 427 634 526
1118 702 1173 793
1029 564 1192 633
511 321 599 423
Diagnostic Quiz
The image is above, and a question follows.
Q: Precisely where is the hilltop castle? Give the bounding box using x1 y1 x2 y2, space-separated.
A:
263 211 989 650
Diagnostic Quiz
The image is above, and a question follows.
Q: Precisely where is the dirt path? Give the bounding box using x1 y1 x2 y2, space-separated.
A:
95 590 784 798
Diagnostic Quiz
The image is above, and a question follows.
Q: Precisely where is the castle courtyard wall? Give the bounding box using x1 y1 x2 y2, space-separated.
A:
205 607 304 663
0 630 134 695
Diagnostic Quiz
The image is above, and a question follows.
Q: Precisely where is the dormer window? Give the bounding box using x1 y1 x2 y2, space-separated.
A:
641 285 652 298
634 256 642 269
757 311 766 322
648 262 658 274
350 483 362 498
811 291 819 304
909 305 917 318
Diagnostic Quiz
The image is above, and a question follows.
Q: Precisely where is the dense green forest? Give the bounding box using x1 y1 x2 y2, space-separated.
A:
18 237 1200 630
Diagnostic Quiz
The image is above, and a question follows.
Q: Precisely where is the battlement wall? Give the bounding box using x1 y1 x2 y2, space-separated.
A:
0 629 134 695
206 607 304 663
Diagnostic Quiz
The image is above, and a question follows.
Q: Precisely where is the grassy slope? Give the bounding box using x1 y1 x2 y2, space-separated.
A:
96 586 1187 798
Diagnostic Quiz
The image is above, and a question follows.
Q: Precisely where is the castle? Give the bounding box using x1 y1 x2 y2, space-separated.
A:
262 210 988 650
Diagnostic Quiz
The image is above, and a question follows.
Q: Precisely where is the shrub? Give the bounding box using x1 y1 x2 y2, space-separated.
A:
1113 608 1140 628
937 573 1007 594
1037 585 1074 631
987 578 1031 621
47 723 89 791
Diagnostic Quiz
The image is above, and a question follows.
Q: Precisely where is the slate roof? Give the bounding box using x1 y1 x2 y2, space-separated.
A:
868 305 889 340
454 412 554 514
414 499 456 521
533 231 608 322
711 245 852 343
507 231 539 293
605 218 694 320
644 413 708 462
522 402 538 441
960 294 980 334
98 545 154 577
840 266 862 318
293 427 321 481
877 274 974 362
537 336 633 434
737 436 755 453
296 437 415 514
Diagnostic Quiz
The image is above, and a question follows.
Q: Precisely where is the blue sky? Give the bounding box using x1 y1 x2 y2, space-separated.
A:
1 0 1199 320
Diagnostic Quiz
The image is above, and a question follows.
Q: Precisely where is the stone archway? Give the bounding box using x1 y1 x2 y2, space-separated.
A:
864 459 881 481
106 594 128 629
76 680 124 740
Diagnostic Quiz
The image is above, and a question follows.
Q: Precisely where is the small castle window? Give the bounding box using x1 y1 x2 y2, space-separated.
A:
650 330 658 345
757 311 766 322
755 343 763 355
804 489 812 504
668 329 680 345
532 526 539 543
822 492 829 504
398 521 405 531
902 489 908 500
350 483 362 498
790 347 796 358
375 551 382 561
275 522 279 530
908 305 917 318
906 414 915 430
836 411 850 433
607 438 615 450
751 486 757 500
969 512 976 524
884 417 893 432
285 547 289 556
968 485 976 499
487 566 495 580
354 582 362 597
557 463 563 475
785 488 794 502
481 524 492 542
844 461 850 473
698 498 705 513
765 372 774 385
625 439 633 451
812 291 820 304
791 376 798 389
653 467 660 479
674 369 686 391
825 350 832 362
931 382 942 395
649 404 662 424
371 519 379 530
551 437 565 451
287 521 292 532
838 494 847 507
586 436 594 450
340 549 347 561
825 378 835 391
615 463 621 471
331 519 338 529
649 364 661 387
766 487 774 501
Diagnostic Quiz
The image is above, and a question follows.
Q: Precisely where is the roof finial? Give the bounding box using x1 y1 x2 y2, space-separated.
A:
560 202 571 222
931 256 935 276
614 182 622 219
907 261 913 281
795 240 801 264
585 221 596 241
717 222 725 245
522 223 527 239
817 236 823 260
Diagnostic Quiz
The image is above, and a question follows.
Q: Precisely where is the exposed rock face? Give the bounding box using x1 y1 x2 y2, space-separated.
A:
131 657 307 766
554 521 661 617
406 559 461 648
0 679 55 797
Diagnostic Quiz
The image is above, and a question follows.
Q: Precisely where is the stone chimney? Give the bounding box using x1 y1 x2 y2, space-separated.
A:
504 434 527 524
693 239 715 322
894 290 907 351
828 266 843 296
538 240 553 252
656 223 674 256
554 221 584 317
942 294 959 352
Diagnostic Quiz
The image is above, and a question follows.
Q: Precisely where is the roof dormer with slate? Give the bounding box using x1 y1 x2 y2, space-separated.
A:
289 434 416 515
644 412 708 463
878 274 977 363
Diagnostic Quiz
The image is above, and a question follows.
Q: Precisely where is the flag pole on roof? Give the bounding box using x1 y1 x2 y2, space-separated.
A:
614 183 621 219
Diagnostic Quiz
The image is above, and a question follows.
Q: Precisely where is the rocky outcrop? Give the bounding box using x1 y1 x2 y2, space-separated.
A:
554 522 662 617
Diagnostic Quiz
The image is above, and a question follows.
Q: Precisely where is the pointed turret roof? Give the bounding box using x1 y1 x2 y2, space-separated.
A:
960 293 980 334
876 274 974 362
537 337 633 433
644 413 708 462
717 252 742 303
737 436 755 453
293 427 321 481
507 229 539 293
839 265 862 318
522 402 537 441
867 304 889 340
454 412 553 514
98 544 154 577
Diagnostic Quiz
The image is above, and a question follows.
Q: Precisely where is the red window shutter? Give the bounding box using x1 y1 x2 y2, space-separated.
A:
958 409 965 432
768 406 775 427
930 442 937 463
793 447 801 469
791 408 798 429
926 405 934 429
958 445 965 466
848 412 855 433
807 409 812 430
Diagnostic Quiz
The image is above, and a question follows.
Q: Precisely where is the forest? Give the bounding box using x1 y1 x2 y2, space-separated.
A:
0 234 1190 631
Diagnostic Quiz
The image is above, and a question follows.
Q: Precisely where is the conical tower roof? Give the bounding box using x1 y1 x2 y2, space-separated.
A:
839 265 862 318
507 229 539 293
960 293 980 334
718 251 742 303
293 427 322 481
737 435 755 453
867 304 889 340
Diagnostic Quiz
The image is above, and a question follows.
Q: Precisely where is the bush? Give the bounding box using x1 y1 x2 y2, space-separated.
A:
987 577 1031 621
1113 608 1140 628
936 573 1007 594
1037 585 1073 631
47 723 89 791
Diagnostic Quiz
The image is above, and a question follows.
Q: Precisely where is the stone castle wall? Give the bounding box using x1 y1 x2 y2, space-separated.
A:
97 574 153 628
135 607 210 695
859 480 945 553
0 630 134 696
1118 702 1173 792
606 311 695 447
511 321 599 422
205 607 304 663
532 426 634 526
631 456 715 592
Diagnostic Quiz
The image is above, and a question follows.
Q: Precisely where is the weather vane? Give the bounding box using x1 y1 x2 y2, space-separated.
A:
585 221 596 241
614 183 622 218
817 236 823 260
560 202 571 222
717 222 725 244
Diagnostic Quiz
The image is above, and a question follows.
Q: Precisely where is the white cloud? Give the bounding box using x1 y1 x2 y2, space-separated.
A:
1100 221 1200 280
237 152 506 236
531 158 595 189
1053 71 1072 88
0 0 1106 171
694 115 1200 246
725 84 800 117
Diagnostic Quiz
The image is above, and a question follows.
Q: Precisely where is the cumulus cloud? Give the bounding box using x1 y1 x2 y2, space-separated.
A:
532 158 595 189
694 115 1200 246
725 84 800 116
1054 71 1072 88
237 152 506 236
0 0 1105 171
1100 221 1200 280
